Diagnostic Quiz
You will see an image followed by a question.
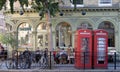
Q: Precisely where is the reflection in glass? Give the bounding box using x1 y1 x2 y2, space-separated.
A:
97 45 105 47
97 37 106 62
81 38 89 64
98 41 105 44
98 38 105 40
37 22 48 49
56 22 72 48
18 23 33 48
38 35 43 46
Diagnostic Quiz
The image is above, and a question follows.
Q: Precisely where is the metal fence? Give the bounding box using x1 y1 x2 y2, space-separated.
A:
0 50 120 70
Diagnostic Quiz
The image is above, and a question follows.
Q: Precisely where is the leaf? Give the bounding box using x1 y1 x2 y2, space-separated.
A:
0 0 6 10
9 0 14 14
31 0 60 18
0 34 17 48
19 0 29 12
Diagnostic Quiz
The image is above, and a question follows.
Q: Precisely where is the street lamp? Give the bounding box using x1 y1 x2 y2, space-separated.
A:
19 10 24 15
59 11 64 16
81 10 86 15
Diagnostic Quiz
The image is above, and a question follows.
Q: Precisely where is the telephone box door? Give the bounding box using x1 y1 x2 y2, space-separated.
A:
75 29 92 69
93 29 108 68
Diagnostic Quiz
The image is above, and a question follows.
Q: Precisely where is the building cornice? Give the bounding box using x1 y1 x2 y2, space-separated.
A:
3 7 120 15
59 6 119 12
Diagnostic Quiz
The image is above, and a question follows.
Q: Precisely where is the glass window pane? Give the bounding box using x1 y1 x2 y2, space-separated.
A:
18 23 33 48
73 0 83 4
56 23 72 48
100 0 112 4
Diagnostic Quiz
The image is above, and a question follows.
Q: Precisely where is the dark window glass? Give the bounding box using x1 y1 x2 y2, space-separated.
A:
73 0 83 4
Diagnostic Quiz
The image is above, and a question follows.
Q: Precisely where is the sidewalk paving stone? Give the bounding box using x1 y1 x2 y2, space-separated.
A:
0 69 120 72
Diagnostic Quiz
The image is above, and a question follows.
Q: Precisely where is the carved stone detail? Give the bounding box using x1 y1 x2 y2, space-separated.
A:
91 17 100 22
11 20 19 24
118 12 120 22
111 17 118 22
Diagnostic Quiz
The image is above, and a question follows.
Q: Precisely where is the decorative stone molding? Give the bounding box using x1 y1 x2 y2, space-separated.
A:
4 9 37 14
118 10 120 22
59 7 119 13
91 17 101 22
32 31 37 34
111 17 118 22
3 7 120 15
11 19 19 24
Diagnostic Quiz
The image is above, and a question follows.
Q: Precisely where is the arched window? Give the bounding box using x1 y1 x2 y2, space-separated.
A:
18 23 33 48
98 21 115 47
37 22 48 49
56 22 72 48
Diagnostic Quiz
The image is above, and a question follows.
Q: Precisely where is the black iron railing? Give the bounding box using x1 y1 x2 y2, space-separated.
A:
0 50 120 70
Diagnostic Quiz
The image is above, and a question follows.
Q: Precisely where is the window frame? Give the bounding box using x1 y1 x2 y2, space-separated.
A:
70 0 84 7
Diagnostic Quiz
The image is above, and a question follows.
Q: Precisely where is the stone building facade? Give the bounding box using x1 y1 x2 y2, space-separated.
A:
3 0 120 52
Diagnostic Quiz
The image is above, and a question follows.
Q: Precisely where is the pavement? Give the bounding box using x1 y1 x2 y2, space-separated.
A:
0 66 120 72
0 62 120 72
0 68 120 72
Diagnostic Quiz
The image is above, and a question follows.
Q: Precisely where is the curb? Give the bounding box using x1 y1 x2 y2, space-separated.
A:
0 69 119 72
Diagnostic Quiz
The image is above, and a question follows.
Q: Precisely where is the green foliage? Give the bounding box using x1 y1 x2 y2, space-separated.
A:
0 0 60 19
0 0 78 17
9 0 14 14
19 0 29 12
0 34 17 48
0 0 6 10
31 0 59 19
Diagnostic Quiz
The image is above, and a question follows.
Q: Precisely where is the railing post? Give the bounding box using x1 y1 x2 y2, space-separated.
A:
49 51 52 69
16 50 18 69
114 52 116 70
92 52 94 69
84 52 85 69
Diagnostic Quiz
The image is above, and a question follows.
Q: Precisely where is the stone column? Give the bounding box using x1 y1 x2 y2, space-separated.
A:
116 3 120 51
32 31 37 51
12 31 18 50
52 31 55 50
72 31 76 49
8 31 17 58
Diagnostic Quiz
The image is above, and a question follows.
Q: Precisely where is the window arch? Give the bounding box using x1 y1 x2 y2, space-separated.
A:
98 21 115 47
18 22 33 48
37 22 48 49
56 22 72 48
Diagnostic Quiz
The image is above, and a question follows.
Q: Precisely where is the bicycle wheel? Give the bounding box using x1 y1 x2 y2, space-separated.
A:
5 58 16 69
39 56 48 69
0 58 4 68
19 58 26 69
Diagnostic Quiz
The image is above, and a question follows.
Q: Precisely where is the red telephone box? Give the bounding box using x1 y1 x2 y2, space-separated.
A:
93 29 108 69
75 29 92 69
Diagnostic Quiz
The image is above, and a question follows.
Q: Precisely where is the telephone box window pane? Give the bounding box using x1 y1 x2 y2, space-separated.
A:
81 38 89 64
97 37 106 64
